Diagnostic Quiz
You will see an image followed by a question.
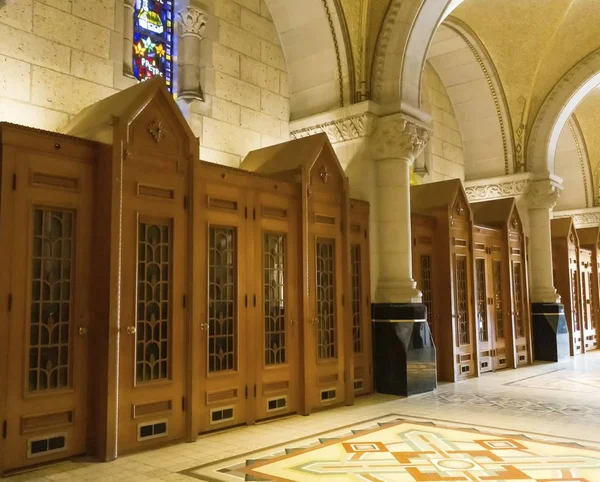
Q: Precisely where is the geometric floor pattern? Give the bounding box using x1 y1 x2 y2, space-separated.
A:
417 391 600 419
181 415 600 481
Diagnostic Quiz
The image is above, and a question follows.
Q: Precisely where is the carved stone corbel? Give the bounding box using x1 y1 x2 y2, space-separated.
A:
177 5 208 102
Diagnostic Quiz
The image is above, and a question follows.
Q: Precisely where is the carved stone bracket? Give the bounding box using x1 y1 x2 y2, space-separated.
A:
178 5 208 38
371 113 430 163
291 113 375 144
528 179 562 210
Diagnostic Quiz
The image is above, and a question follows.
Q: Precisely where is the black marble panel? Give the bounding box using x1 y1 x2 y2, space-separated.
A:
372 303 437 397
531 302 570 362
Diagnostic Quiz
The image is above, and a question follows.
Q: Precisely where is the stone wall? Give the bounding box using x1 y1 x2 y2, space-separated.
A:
190 0 290 167
419 62 465 182
0 0 291 166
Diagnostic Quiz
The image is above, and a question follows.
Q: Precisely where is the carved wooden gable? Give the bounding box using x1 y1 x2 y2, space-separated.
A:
308 143 345 196
450 187 471 228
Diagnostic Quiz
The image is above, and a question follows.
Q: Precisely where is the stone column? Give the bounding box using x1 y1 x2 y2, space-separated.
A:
369 113 436 396
177 4 207 101
371 113 430 304
528 179 562 303
123 0 135 77
527 178 570 362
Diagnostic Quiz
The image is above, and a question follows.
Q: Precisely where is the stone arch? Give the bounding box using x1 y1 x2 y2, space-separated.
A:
554 114 594 210
265 0 354 119
527 48 600 175
371 0 461 120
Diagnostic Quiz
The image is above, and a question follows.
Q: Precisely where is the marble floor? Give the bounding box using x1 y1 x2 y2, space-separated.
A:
7 352 600 481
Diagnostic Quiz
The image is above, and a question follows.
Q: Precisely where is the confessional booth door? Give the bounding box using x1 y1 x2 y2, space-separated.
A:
580 249 594 352
252 192 301 421
349 206 372 396
195 181 250 433
2 152 93 470
473 230 508 373
452 235 476 379
412 217 436 343
118 167 188 453
510 250 529 366
305 200 346 411
569 250 583 355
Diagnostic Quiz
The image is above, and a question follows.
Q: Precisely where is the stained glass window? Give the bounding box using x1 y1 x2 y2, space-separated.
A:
133 0 174 91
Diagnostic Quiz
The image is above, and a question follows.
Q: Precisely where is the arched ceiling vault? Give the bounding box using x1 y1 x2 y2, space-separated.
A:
425 18 514 181
264 0 353 120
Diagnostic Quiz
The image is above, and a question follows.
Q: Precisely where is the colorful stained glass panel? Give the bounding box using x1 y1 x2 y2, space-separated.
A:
133 0 173 91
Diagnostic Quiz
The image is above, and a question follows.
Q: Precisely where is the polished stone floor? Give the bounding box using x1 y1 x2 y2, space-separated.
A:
8 352 600 481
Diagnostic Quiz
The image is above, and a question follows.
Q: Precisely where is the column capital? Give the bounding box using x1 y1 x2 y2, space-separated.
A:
177 5 208 38
371 113 431 163
528 178 563 210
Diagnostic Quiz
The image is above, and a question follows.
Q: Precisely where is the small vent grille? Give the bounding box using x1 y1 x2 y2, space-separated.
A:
519 354 526 362
210 407 234 425
267 397 287 413
481 361 489 369
354 379 364 392
138 420 168 441
499 358 506 365
461 365 470 374
27 434 66 458
320 388 337 402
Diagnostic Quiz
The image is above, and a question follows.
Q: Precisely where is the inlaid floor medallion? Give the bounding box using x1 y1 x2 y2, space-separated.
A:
181 414 600 481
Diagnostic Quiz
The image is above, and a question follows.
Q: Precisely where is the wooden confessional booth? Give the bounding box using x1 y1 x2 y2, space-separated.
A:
411 179 476 382
470 198 532 372
577 227 599 351
0 78 372 474
551 218 583 355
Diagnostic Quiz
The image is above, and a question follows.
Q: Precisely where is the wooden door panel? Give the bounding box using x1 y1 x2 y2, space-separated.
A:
580 250 595 352
3 155 92 470
349 215 372 396
254 192 300 420
569 250 583 355
118 171 187 453
453 250 474 379
473 233 492 374
306 201 345 411
195 180 249 433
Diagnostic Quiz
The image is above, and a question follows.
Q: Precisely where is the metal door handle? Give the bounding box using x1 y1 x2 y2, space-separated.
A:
78 326 88 336
290 319 296 327
200 323 209 331
312 318 319 325
126 325 136 335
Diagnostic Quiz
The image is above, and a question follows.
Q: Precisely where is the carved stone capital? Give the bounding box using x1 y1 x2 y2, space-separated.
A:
371 113 430 163
528 179 562 210
177 5 208 38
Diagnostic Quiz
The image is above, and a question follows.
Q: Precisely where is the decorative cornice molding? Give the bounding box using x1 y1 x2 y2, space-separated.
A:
371 113 430 162
553 209 600 228
290 112 376 143
465 180 530 202
177 5 208 38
